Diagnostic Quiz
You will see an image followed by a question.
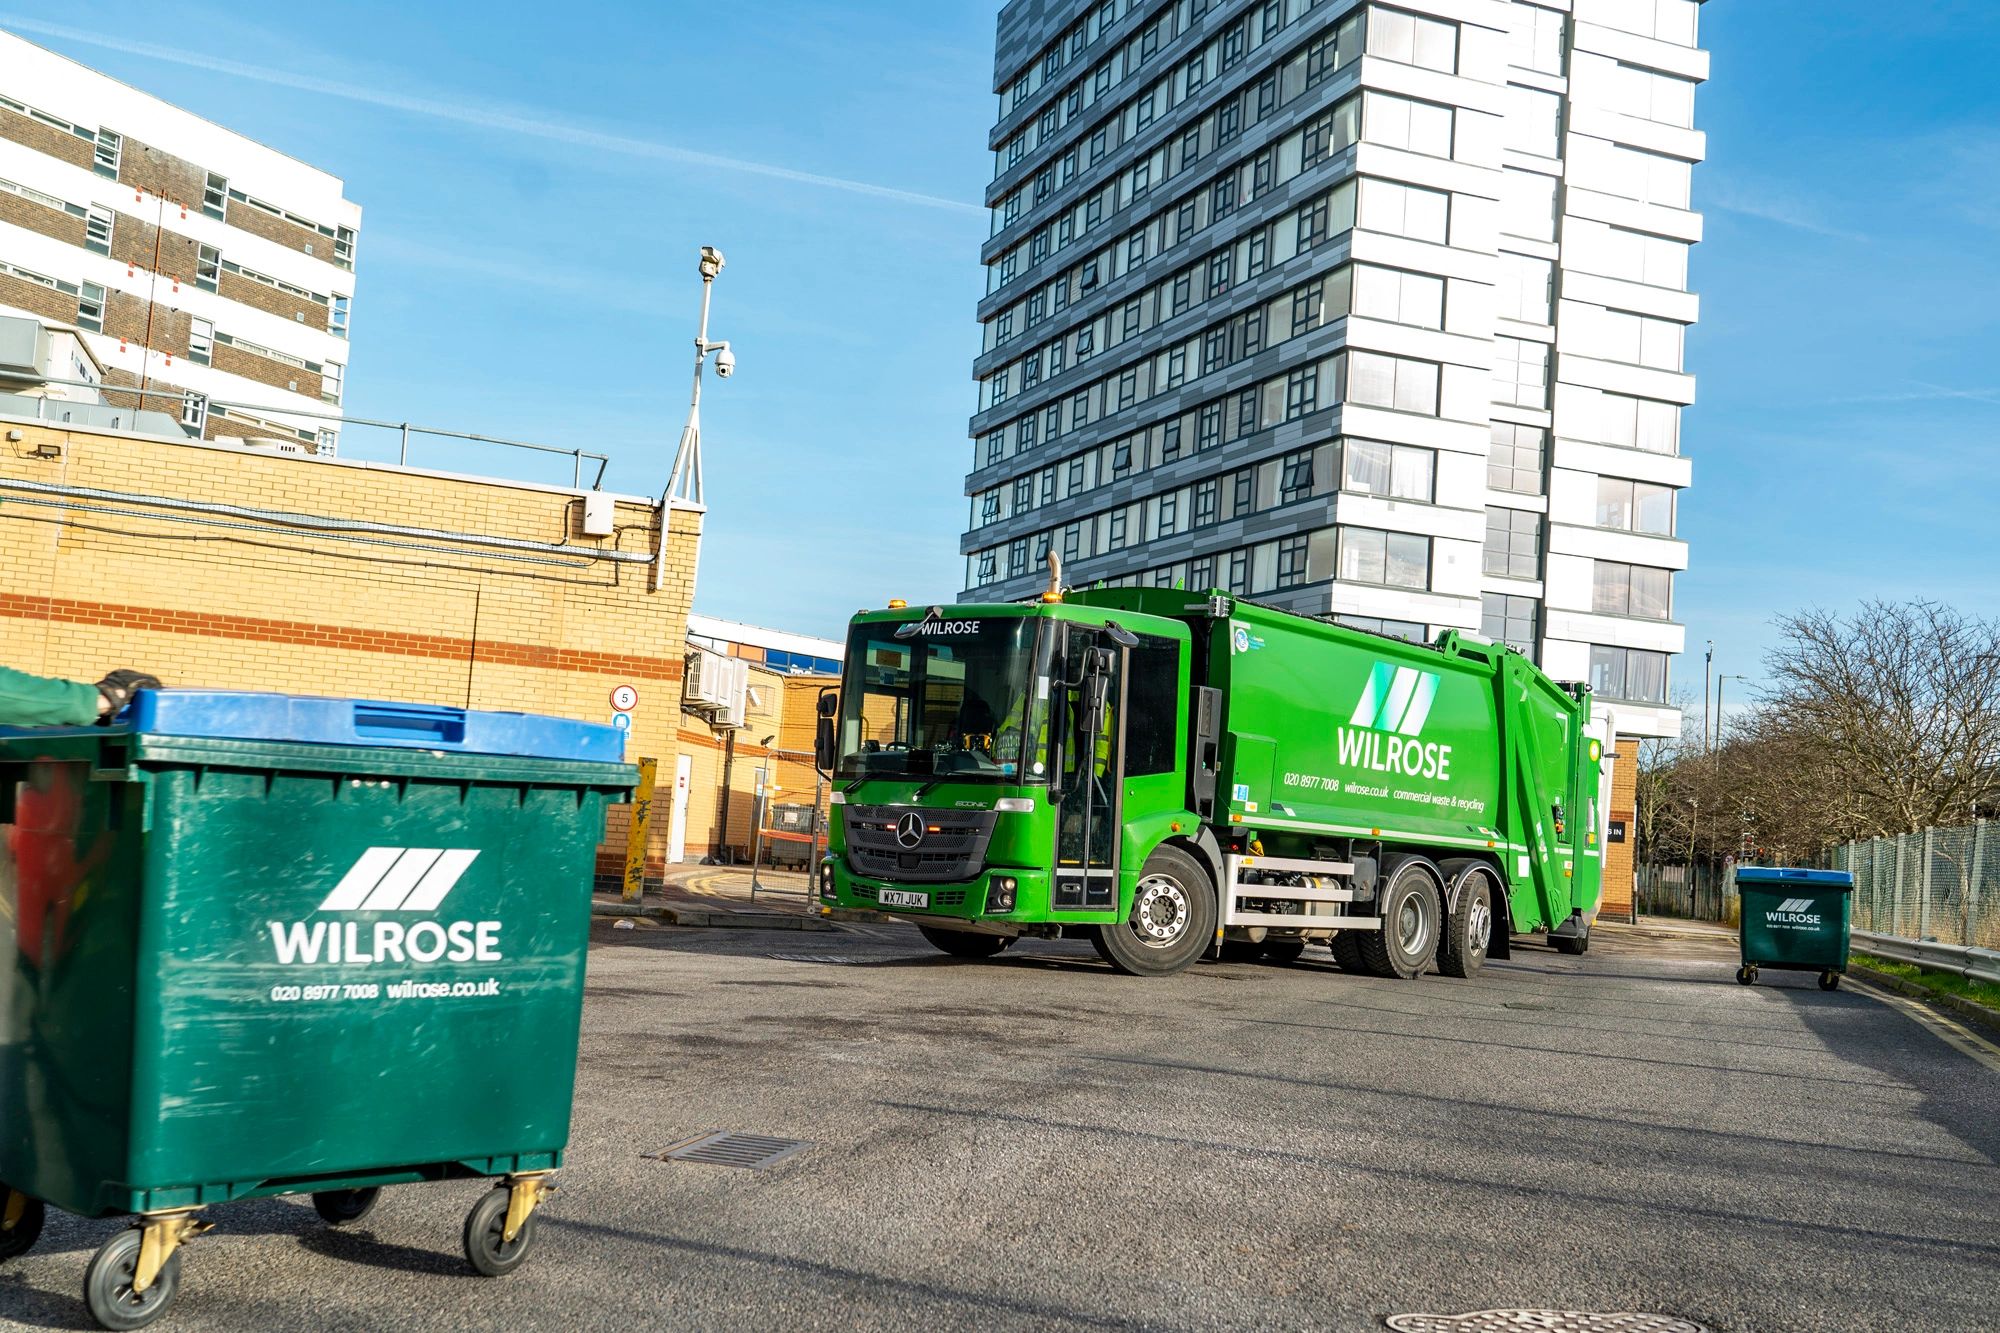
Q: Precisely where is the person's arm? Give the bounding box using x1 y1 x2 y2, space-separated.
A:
0 664 103 727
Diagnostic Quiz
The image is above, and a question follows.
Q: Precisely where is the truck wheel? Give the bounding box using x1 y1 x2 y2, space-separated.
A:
1261 939 1306 964
1329 931 1367 973
1437 869 1495 979
917 927 1010 958
1092 846 1215 977
1358 860 1441 980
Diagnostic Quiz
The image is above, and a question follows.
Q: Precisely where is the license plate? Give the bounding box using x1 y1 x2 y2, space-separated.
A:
879 890 929 909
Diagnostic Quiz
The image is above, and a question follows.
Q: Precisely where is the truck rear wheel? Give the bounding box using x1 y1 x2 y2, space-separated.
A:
1329 931 1367 973
1437 868 1495 979
1092 846 1215 977
918 926 1010 959
1358 860 1441 980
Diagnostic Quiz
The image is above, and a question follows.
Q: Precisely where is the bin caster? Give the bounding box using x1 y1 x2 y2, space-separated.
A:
463 1173 554 1277
0 1187 44 1261
312 1188 382 1226
1819 970 1841 992
1735 966 1757 986
84 1211 209 1331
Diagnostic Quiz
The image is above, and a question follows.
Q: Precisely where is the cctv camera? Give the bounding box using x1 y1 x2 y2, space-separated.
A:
714 346 736 378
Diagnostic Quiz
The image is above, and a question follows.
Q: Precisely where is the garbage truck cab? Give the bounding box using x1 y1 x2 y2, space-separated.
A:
814 584 1609 979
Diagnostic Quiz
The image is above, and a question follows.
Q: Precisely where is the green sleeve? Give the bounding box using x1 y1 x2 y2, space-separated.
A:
0 664 101 727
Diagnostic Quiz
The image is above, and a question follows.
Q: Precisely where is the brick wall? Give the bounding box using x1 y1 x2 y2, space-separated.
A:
117 138 208 211
0 189 85 247
0 273 77 326
1601 736 1639 923
224 198 331 261
219 271 328 330
103 291 192 359
108 212 202 290
212 341 321 399
0 108 95 171
0 420 701 872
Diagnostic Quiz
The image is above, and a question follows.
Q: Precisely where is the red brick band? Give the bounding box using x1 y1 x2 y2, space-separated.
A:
0 592 684 681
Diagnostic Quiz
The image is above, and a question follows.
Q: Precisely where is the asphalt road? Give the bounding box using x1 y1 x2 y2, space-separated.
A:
2 920 1996 1332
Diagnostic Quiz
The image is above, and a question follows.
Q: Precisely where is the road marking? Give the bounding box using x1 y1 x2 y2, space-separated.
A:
1847 975 2000 1074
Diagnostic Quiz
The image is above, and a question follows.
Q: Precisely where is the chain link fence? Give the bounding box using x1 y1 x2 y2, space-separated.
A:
1827 821 1998 949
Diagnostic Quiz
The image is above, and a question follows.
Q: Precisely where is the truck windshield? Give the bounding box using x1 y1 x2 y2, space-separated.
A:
835 618 1045 784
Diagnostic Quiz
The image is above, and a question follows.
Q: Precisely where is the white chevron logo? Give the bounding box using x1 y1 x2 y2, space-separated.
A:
1773 897 1813 914
319 848 480 912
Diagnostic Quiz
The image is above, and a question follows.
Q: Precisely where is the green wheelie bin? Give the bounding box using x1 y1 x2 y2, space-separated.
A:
1734 866 1853 992
0 691 633 1328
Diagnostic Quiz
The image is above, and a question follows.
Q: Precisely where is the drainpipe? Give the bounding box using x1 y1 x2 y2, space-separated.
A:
714 730 736 865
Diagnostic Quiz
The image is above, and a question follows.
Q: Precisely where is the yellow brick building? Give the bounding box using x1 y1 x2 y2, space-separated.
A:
0 415 700 878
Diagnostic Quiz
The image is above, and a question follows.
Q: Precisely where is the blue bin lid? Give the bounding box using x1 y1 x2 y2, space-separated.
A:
121 690 626 763
1735 866 1853 890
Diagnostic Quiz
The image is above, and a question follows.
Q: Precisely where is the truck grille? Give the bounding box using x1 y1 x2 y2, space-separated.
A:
844 806 997 885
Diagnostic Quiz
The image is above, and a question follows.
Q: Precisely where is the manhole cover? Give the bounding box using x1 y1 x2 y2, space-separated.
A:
1392 1312 1704 1320
1386 1314 1710 1333
652 1131 812 1171
767 953 857 965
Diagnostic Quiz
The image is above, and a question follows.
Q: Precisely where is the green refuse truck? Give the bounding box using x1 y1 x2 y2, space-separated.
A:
814 584 1609 978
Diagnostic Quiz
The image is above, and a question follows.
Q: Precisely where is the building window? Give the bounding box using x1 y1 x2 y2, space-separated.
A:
1339 527 1430 590
1347 352 1440 415
1041 468 1058 506
77 281 105 333
1156 491 1179 538
980 493 1002 525
329 294 350 340
1367 8 1458 73
1014 477 1033 511
1590 645 1669 704
1481 593 1538 658
1483 507 1541 579
1496 253 1554 324
1194 478 1219 527
84 206 113 255
1601 393 1680 454
1279 449 1316 503
1009 540 1029 576
1487 423 1546 495
1363 93 1453 158
1275 535 1310 589
1591 561 1672 619
180 391 207 432
985 431 1006 466
978 551 998 581
1498 170 1558 242
1284 366 1319 420
1344 439 1434 501
1507 86 1563 158
93 128 121 178
1594 308 1684 370
202 172 228 219
1352 266 1444 329
187 318 214 366
1358 179 1449 244
1596 477 1676 534
1602 0 1699 45
1228 548 1249 595
1509 2 1566 74
1337 615 1428 644
321 361 343 405
196 245 221 293
1492 336 1550 408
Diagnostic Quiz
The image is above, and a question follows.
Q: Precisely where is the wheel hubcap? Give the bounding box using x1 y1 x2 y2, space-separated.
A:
1132 875 1190 948
1467 896 1491 953
1398 892 1431 955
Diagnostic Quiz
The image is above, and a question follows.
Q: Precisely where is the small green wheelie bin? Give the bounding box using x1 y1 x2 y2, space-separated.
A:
0 691 633 1328
1734 866 1853 992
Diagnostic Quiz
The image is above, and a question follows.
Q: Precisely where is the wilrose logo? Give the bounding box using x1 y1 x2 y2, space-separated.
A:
1337 662 1454 781
268 848 501 965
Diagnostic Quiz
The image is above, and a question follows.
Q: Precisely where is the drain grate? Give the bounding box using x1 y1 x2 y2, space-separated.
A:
653 1131 812 1171
767 953 858 966
1387 1313 1710 1333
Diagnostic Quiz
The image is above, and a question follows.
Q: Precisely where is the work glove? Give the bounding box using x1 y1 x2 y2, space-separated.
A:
96 669 163 720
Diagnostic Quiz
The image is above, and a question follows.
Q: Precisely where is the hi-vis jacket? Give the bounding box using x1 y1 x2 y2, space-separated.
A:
0 665 100 728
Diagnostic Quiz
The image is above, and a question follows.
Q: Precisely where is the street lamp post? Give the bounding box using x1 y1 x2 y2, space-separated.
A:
1714 674 1748 755
655 245 735 591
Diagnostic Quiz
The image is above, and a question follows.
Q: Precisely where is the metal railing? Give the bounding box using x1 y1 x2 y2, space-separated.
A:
0 374 611 490
1851 930 2000 986
1828 821 1999 951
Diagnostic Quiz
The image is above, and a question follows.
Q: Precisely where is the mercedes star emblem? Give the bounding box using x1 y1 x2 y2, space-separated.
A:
895 812 927 849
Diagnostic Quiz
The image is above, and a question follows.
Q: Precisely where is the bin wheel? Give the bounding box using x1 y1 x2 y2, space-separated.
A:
0 1189 43 1260
1735 966 1757 986
1261 939 1306 964
312 1188 381 1226
83 1228 181 1331
1819 970 1841 992
463 1187 537 1277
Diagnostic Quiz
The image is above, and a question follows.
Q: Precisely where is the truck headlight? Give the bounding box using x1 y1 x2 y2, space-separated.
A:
988 875 1018 912
818 859 837 899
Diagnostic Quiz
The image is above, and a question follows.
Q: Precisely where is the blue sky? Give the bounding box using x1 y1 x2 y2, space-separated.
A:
7 0 1997 711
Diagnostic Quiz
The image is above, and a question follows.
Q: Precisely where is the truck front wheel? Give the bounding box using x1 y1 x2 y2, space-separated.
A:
1358 860 1442 980
1092 846 1216 977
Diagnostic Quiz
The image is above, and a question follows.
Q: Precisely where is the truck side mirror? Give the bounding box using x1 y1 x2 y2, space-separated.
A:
817 690 839 719
815 691 839 774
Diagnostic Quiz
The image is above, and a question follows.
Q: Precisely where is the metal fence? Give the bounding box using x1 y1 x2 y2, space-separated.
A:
1635 861 1736 925
1828 822 1999 950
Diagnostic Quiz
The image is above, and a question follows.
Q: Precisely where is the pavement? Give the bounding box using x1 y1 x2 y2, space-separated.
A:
2 919 1997 1331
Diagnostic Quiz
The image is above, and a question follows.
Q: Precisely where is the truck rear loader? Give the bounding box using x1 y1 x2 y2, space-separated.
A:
813 582 1609 979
